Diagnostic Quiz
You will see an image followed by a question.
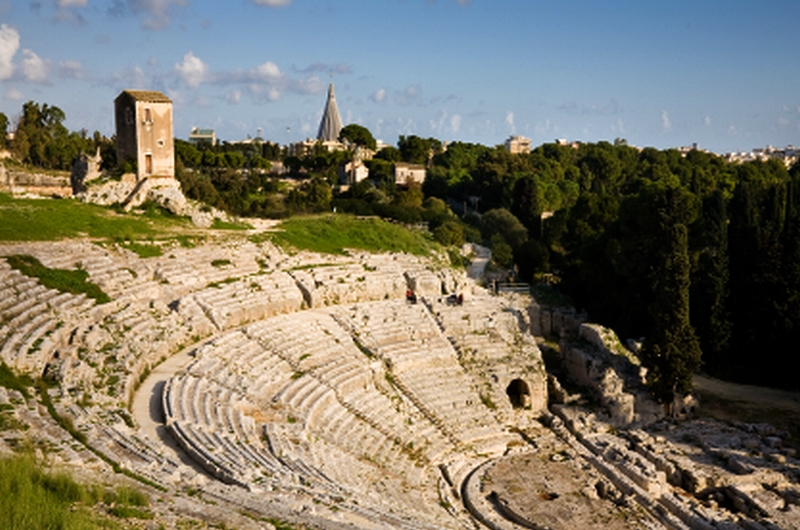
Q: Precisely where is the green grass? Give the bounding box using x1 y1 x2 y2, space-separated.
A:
0 454 118 530
0 362 34 399
264 214 437 256
0 453 157 528
5 255 110 304
0 192 190 243
119 241 163 258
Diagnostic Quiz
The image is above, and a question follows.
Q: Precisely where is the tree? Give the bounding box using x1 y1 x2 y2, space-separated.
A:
0 112 7 149
511 174 542 239
638 185 702 406
432 221 464 246
689 190 731 375
398 135 441 165
374 145 401 162
480 208 528 250
641 222 702 406
339 124 376 151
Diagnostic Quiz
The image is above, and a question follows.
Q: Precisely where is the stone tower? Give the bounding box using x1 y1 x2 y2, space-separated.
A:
114 90 175 181
317 83 343 143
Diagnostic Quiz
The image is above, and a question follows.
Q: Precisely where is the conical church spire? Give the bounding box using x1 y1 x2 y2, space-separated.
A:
317 83 343 142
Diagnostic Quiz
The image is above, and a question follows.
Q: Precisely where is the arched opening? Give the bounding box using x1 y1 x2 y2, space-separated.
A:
506 378 531 409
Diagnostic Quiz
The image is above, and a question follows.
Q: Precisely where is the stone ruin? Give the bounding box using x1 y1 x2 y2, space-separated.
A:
70 148 103 194
0 233 797 530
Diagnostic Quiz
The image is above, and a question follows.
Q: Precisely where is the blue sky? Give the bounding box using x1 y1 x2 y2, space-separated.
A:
0 0 798 154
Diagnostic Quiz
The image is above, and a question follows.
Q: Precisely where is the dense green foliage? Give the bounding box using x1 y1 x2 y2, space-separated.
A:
339 123 377 151
9 101 115 171
6 255 110 304
427 140 799 392
266 214 436 256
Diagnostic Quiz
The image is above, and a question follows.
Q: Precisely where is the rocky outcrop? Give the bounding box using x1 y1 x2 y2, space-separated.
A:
559 323 662 426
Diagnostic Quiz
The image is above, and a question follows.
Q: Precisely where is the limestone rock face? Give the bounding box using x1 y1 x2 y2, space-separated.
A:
560 323 662 426
76 179 134 205
146 181 188 216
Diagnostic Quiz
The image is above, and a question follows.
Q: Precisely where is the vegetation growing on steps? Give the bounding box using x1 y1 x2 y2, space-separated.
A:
5 254 110 304
0 362 34 399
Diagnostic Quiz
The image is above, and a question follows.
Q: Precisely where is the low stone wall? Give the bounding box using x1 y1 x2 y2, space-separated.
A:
0 164 72 197
528 303 586 338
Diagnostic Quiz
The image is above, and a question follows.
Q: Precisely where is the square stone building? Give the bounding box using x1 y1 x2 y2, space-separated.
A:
115 90 174 180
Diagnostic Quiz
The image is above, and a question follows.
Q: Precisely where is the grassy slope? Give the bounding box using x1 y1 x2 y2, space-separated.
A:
267 214 438 256
0 193 187 242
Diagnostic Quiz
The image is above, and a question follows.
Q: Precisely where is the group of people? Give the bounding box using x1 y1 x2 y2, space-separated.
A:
405 289 464 306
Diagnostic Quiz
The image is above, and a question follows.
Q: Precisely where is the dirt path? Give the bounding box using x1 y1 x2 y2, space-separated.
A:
693 373 800 449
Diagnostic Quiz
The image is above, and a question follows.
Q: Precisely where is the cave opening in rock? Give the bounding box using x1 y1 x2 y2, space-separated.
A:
506 378 531 408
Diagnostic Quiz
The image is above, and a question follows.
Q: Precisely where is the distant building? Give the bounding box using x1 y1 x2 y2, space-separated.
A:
393 163 426 187
289 83 347 156
339 160 369 185
318 83 344 144
115 90 174 180
189 127 216 146
724 144 798 167
505 135 532 154
555 138 582 149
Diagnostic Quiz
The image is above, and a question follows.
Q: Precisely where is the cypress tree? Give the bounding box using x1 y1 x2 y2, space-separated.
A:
690 190 731 375
643 223 702 405
640 186 702 406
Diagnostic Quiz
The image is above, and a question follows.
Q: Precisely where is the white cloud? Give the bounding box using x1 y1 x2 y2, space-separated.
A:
21 49 49 83
174 51 207 88
450 114 461 133
267 87 281 101
250 0 292 6
704 115 711 126
0 24 19 80
250 61 281 80
58 60 84 79
58 0 88 6
505 111 515 133
5 88 23 101
370 87 386 103
661 110 671 132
